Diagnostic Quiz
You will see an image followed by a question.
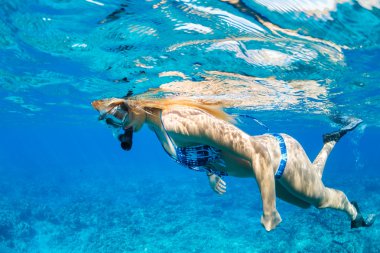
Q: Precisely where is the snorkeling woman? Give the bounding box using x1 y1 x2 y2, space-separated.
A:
92 97 375 231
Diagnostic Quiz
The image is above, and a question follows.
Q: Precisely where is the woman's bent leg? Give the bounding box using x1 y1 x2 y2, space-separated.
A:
281 163 375 228
312 140 337 178
313 117 363 178
280 172 359 225
317 187 357 220
315 187 376 228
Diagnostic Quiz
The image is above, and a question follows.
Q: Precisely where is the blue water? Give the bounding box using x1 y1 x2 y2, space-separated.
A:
1 0 379 252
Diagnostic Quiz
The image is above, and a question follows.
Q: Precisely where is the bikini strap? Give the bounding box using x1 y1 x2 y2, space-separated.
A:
159 111 177 157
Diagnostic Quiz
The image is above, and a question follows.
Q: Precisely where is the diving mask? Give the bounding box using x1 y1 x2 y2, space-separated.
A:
99 104 129 128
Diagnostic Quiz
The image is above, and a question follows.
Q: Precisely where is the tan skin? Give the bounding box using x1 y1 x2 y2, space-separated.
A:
93 99 360 231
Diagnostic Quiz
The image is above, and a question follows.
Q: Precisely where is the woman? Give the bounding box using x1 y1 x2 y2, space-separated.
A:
92 97 375 231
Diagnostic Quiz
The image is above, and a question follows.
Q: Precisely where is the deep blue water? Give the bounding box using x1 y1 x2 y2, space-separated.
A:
1 0 379 252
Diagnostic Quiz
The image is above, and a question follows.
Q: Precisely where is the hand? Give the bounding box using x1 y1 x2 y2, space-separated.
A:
207 173 227 195
261 211 282 231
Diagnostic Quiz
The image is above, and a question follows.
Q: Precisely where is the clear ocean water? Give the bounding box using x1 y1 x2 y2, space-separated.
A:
0 0 379 252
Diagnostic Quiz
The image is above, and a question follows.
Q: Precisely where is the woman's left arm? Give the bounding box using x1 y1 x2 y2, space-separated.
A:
207 172 227 195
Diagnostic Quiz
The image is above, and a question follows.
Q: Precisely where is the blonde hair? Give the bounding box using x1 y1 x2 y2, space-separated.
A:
128 97 234 122
92 96 235 128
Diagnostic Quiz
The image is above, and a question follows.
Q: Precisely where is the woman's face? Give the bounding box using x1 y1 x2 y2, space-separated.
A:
92 98 134 151
103 104 129 128
92 98 130 128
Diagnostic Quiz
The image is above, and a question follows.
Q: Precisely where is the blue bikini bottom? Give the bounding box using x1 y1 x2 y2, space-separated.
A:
270 133 288 179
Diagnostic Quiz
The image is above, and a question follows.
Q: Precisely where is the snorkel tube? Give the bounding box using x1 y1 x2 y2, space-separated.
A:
117 90 135 151
119 127 133 151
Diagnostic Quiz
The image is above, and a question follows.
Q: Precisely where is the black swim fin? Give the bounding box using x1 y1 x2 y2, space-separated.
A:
350 201 376 229
323 117 363 143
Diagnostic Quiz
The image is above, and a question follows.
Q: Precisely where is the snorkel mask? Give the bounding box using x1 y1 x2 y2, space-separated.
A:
98 102 134 151
99 103 129 127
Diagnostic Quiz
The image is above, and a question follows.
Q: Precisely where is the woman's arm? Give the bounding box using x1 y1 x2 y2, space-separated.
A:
251 148 282 231
162 107 281 230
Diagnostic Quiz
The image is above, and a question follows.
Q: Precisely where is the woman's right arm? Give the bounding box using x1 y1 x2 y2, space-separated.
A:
162 107 281 230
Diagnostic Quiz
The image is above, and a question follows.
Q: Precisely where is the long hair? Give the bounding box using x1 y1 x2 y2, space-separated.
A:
92 97 235 125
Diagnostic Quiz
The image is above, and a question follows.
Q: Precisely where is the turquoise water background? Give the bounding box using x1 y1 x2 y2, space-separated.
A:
0 0 379 252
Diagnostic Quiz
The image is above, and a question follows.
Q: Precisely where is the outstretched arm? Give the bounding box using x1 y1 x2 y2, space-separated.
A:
162 107 281 230
251 147 282 231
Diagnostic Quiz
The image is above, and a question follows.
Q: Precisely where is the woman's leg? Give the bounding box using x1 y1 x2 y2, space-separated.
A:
280 166 357 218
312 140 337 178
280 137 374 228
317 187 357 219
313 117 363 178
298 182 375 228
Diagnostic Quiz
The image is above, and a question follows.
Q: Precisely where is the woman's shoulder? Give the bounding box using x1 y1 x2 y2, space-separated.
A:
161 106 207 130
157 99 233 123
161 105 228 126
162 105 206 116
161 104 238 138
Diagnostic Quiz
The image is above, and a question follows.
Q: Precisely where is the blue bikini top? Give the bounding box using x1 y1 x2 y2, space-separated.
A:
159 115 227 177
